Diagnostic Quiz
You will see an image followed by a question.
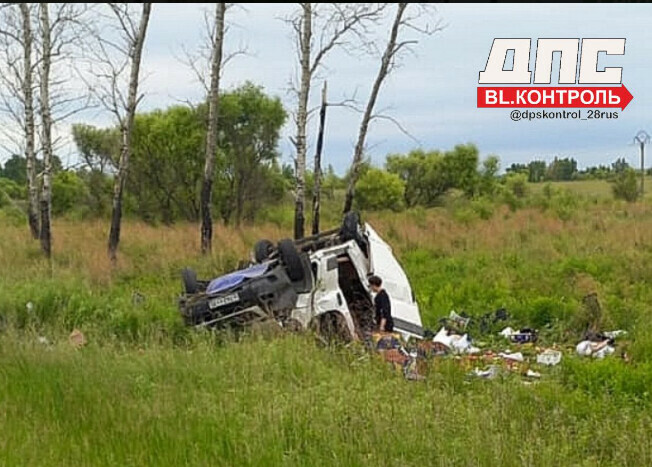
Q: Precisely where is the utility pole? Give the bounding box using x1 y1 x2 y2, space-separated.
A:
634 131 650 197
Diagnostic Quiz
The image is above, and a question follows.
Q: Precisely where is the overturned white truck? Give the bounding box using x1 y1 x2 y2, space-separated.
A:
179 213 423 340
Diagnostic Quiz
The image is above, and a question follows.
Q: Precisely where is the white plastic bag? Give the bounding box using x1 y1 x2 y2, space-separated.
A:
536 349 562 366
498 351 524 362
603 330 627 339
594 345 615 359
432 326 452 347
499 327 515 338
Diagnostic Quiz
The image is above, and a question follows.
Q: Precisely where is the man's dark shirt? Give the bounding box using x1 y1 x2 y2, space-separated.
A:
374 289 394 332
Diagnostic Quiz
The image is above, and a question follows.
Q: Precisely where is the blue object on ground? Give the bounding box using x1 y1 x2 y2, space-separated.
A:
207 263 269 294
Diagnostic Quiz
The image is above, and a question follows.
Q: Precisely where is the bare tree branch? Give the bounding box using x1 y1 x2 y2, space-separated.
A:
200 3 226 254
370 113 420 145
285 2 385 239
78 3 152 262
175 3 245 98
344 3 441 214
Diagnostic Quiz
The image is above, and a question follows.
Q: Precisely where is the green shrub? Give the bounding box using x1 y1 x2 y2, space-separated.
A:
355 168 405 212
52 171 89 216
0 206 26 226
451 205 476 224
551 188 579 221
611 168 640 202
470 197 494 220
0 177 24 200
0 189 9 208
257 204 294 229
499 186 522 211
505 173 529 198
526 296 572 328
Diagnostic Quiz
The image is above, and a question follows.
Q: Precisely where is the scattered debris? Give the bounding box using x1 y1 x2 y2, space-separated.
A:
382 348 410 365
575 327 628 359
373 333 403 351
403 357 425 381
525 369 541 379
472 365 501 380
431 326 454 348
448 310 470 329
371 332 425 381
498 351 524 362
500 327 515 337
368 301 629 383
603 330 627 339
500 327 538 343
478 307 510 334
432 327 479 354
511 329 538 344
68 329 86 349
132 291 146 305
416 339 448 358
37 336 50 346
576 339 615 359
537 349 562 366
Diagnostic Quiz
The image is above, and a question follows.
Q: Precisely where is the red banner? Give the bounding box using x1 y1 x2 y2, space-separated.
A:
477 85 633 110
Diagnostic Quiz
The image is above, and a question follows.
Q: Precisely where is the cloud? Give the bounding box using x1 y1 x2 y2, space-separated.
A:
2 3 650 174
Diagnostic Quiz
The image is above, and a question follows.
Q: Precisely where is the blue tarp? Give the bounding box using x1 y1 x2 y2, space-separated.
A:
207 263 269 294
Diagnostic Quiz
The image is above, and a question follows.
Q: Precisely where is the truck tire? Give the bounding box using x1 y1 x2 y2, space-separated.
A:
310 311 352 345
254 239 274 263
340 211 360 241
277 239 305 282
182 268 199 294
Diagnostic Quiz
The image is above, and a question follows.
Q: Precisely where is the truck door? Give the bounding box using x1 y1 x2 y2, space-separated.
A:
365 223 423 338
309 254 356 337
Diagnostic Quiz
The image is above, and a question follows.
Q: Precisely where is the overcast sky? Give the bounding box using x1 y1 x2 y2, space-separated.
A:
10 3 652 174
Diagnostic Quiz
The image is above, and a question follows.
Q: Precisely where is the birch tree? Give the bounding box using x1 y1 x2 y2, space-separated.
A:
0 4 88 248
287 3 384 239
290 3 310 240
35 3 89 257
0 4 39 238
19 3 39 239
83 3 152 262
343 3 440 214
200 3 226 255
37 3 52 257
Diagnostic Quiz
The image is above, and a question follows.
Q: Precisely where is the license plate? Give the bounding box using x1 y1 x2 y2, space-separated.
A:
209 293 240 309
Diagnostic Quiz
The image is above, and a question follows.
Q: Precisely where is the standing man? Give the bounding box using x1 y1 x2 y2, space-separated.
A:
369 275 394 332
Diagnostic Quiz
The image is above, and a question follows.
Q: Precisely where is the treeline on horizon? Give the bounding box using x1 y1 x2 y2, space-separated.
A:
2 3 642 261
505 157 643 182
0 89 643 225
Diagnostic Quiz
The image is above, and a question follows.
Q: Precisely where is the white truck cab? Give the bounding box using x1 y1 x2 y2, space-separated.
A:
180 216 424 341
291 223 423 341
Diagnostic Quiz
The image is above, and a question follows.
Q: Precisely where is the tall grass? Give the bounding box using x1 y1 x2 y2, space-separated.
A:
2 191 652 465
2 333 651 466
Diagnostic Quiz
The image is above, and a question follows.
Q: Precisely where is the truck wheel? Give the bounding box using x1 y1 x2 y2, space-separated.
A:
182 268 199 294
283 318 304 333
311 312 352 345
340 211 361 241
277 239 305 282
254 239 274 263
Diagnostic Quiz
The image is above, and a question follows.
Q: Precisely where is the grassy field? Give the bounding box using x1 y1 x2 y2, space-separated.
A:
2 181 652 465
529 175 652 201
